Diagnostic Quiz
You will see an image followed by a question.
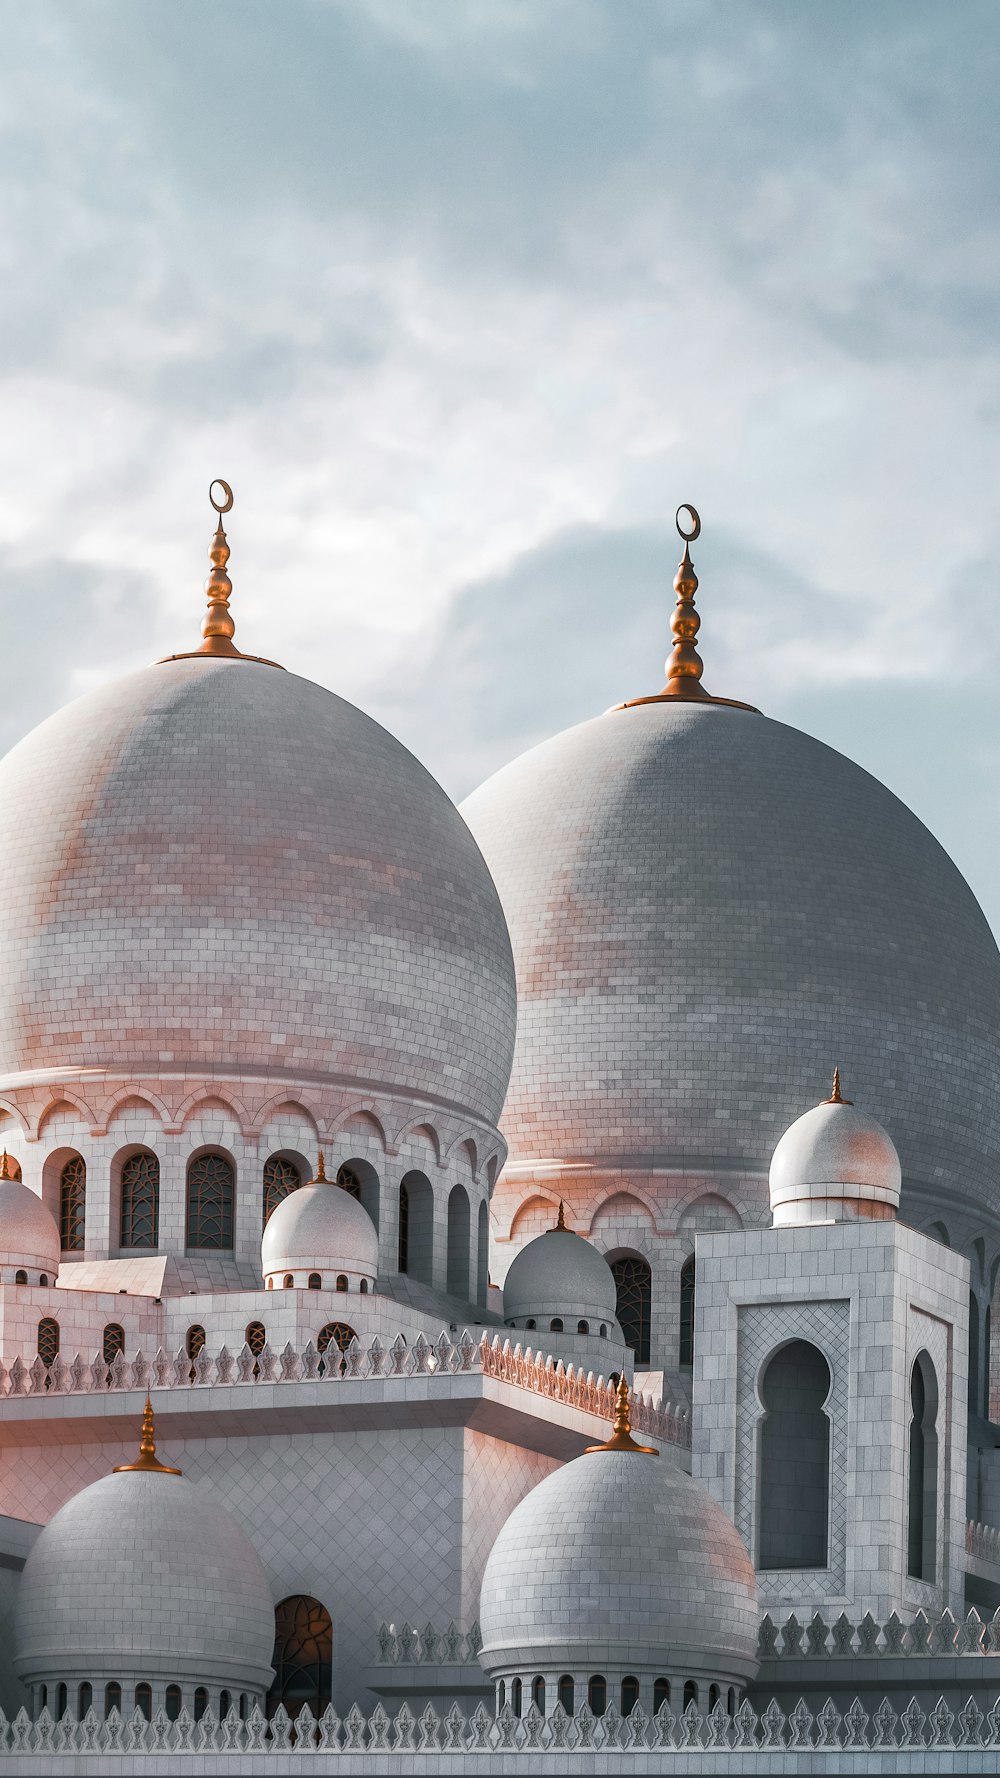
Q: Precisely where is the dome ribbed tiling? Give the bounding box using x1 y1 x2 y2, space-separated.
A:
462 700 1000 1223
0 659 516 1124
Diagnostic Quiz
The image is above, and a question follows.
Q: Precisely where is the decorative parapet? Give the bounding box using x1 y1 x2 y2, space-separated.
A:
968 1521 1000 1565
375 1621 482 1667
2 1692 1000 1755
0 1333 691 1450
758 1607 1000 1660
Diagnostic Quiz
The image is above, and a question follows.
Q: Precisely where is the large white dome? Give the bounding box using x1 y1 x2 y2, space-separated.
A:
462 700 1000 1229
14 1463 275 1695
0 657 516 1125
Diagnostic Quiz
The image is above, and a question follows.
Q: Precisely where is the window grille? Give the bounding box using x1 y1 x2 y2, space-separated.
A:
186 1153 234 1250
59 1156 86 1252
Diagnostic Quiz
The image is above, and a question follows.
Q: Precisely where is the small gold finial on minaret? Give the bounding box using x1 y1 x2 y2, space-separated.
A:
199 480 239 658
824 1067 852 1106
315 1151 327 1183
554 1201 567 1231
114 1395 182 1475
0 1151 9 1181
662 504 711 701
585 1373 659 1456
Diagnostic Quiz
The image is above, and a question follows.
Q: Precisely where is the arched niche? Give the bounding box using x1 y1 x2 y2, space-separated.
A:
757 1339 831 1570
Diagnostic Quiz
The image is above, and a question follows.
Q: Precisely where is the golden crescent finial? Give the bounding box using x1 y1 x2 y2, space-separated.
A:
554 1201 567 1231
0 1151 9 1181
155 481 283 670
675 502 701 545
114 1394 182 1475
585 1373 659 1456
316 1151 327 1182
209 478 234 516
824 1067 853 1106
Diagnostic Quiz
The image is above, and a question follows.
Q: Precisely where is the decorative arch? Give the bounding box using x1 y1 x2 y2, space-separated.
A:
95 1086 171 1134
446 1184 471 1300
391 1119 442 1165
908 1350 939 1582
673 1179 754 1228
266 1595 333 1721
608 1250 652 1365
926 1220 951 1248
0 1098 30 1137
186 1149 235 1250
758 1339 831 1569
175 1087 250 1131
443 1133 479 1179
589 1190 657 1237
329 1106 388 1149
677 1190 744 1235
508 1193 561 1243
252 1094 321 1138
36 1095 95 1139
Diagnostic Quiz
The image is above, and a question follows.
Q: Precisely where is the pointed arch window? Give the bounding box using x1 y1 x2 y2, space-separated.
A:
317 1322 356 1375
758 1340 831 1569
908 1351 939 1581
120 1151 159 1250
37 1317 60 1368
266 1595 333 1721
186 1153 234 1250
59 1156 86 1252
263 1155 302 1228
103 1323 125 1366
679 1255 695 1366
611 1255 651 1365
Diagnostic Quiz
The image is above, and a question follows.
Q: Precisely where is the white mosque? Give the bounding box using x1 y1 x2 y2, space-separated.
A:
0 486 998 1771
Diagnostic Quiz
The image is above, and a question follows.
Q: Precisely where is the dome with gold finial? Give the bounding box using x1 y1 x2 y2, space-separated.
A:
501 1202 621 1336
13 1401 275 1708
261 1152 379 1289
769 1070 902 1226
462 503 1000 1286
0 1150 60 1284
0 486 516 1131
478 1376 758 1704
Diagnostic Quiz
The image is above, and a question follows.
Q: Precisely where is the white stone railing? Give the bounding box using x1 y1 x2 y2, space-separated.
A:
0 1333 691 1450
758 1606 1000 1660
375 1622 483 1666
3 1692 1000 1756
968 1521 1000 1565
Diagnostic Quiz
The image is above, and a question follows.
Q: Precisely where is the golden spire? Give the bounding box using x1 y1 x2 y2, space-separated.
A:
612 503 758 715
0 1151 9 1181
315 1151 328 1183
554 1201 567 1231
824 1067 853 1106
157 480 283 669
114 1395 182 1476
585 1374 659 1456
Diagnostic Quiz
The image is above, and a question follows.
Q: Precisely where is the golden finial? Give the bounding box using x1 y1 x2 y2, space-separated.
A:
156 481 283 669
554 1201 567 1231
0 1151 9 1181
611 503 758 715
585 1373 659 1456
114 1395 182 1475
823 1067 853 1106
315 1151 327 1182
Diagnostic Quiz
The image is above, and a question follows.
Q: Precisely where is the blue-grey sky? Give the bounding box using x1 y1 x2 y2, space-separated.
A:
3 3 1000 925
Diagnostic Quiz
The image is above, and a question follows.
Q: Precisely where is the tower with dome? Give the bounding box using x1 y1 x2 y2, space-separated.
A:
0 489 996 1770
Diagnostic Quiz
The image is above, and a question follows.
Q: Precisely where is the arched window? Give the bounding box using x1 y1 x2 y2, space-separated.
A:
477 1199 489 1307
399 1171 433 1284
14 1270 26 1285
728 1687 737 1714
510 1677 522 1716
970 1291 981 1413
186 1153 234 1250
39 1274 48 1287
709 1683 721 1710
498 1680 506 1709
532 1675 545 1712
359 1278 368 1294
135 1683 151 1721
308 1273 322 1290
908 1350 939 1581
525 1318 536 1330
266 1595 333 1721
578 1319 589 1334
986 1304 993 1419
193 1687 208 1721
611 1255 651 1364
335 1274 348 1292
37 1317 59 1369
683 1680 698 1710
220 1690 231 1719
56 1682 67 1720
59 1155 86 1252
317 1323 356 1374
104 1682 121 1719
165 1684 182 1722
78 1681 92 1721
446 1184 471 1299
120 1151 159 1250
621 1675 639 1716
263 1155 302 1228
2 1154 21 1180
653 1677 670 1713
550 1317 564 1333
283 1273 294 1288
186 1325 206 1377
599 1323 607 1337
558 1675 574 1714
338 1159 380 1230
679 1255 695 1366
245 1321 267 1357
587 1675 606 1716
103 1323 125 1365
758 1340 831 1569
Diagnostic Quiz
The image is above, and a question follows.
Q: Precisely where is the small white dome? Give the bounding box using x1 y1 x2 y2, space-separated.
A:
261 1161 378 1287
479 1433 758 1688
502 1218 620 1332
0 1171 60 1278
769 1082 901 1226
14 1452 274 1696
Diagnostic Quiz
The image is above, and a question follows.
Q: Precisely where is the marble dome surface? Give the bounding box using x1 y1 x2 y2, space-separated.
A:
462 700 1000 1222
0 1176 60 1273
262 1171 379 1280
14 1466 275 1690
0 657 516 1124
502 1224 619 1327
769 1095 901 1224
479 1444 758 1678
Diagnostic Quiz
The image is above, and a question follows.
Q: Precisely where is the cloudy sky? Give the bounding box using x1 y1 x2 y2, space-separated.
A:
3 3 1000 922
